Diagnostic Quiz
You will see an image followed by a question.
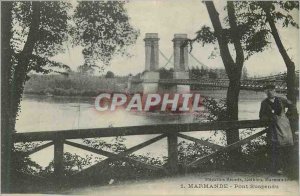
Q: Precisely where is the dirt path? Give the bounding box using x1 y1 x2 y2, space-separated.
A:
64 171 299 196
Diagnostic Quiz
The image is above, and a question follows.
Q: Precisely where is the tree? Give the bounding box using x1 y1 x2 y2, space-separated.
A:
8 1 72 131
259 1 298 130
194 1 245 146
1 1 138 192
190 1 299 145
234 1 299 131
77 63 95 75
5 1 139 131
237 1 298 105
2 2 71 192
105 71 115 78
72 1 139 72
1 2 14 192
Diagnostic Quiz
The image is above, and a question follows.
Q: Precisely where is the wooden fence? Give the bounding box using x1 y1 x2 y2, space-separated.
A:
13 120 269 184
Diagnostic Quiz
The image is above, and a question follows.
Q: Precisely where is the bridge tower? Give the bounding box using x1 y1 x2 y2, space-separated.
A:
142 33 160 94
172 34 190 93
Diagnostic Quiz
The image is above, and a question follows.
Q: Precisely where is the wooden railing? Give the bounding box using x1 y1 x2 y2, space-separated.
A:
13 120 269 184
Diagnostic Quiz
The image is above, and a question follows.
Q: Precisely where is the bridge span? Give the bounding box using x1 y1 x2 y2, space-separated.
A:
131 70 299 92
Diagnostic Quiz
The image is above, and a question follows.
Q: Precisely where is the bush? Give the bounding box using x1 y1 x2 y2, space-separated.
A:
190 97 268 172
105 71 115 78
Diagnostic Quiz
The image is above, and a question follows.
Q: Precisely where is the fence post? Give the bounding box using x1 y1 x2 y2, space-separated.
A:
54 139 64 184
167 133 178 174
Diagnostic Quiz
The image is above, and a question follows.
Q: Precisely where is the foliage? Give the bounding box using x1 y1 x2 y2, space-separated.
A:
8 1 74 130
11 1 72 74
72 1 139 71
11 1 139 75
23 73 129 96
77 62 95 75
189 66 224 80
234 1 298 59
83 136 127 154
191 26 216 47
202 97 228 121
194 97 228 147
158 68 173 79
5 1 140 134
177 132 268 172
190 97 269 171
39 152 93 177
105 71 115 78
158 66 221 81
178 140 229 171
12 142 44 175
191 1 299 60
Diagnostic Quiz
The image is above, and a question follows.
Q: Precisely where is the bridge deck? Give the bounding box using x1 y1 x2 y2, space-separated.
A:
131 78 298 92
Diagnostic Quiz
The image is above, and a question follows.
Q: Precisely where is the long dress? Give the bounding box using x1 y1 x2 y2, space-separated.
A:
259 96 294 147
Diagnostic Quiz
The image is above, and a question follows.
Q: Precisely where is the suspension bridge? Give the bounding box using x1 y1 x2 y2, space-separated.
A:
144 71 299 92
128 33 299 94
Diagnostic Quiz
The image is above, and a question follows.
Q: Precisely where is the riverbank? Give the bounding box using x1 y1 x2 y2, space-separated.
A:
24 73 129 96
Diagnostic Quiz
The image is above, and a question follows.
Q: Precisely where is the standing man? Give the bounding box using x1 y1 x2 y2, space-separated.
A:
259 84 294 174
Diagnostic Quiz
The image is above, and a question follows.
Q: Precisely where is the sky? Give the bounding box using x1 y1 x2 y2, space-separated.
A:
51 0 299 77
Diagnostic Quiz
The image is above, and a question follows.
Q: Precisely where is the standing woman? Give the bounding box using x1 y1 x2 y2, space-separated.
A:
259 84 294 174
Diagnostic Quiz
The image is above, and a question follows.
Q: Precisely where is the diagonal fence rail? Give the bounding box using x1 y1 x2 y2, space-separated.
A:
13 120 270 184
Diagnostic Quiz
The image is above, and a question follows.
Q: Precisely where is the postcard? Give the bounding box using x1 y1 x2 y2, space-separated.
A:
1 0 299 195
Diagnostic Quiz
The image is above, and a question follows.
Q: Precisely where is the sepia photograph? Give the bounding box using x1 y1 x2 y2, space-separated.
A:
1 0 299 195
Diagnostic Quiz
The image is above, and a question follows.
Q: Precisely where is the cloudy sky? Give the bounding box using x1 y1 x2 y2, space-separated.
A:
52 0 299 77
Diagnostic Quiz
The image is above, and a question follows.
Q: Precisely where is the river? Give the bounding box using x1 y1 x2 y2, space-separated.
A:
15 90 298 167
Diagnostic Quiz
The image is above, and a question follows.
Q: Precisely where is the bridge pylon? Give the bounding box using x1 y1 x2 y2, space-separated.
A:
172 34 190 93
137 33 191 94
142 33 160 94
